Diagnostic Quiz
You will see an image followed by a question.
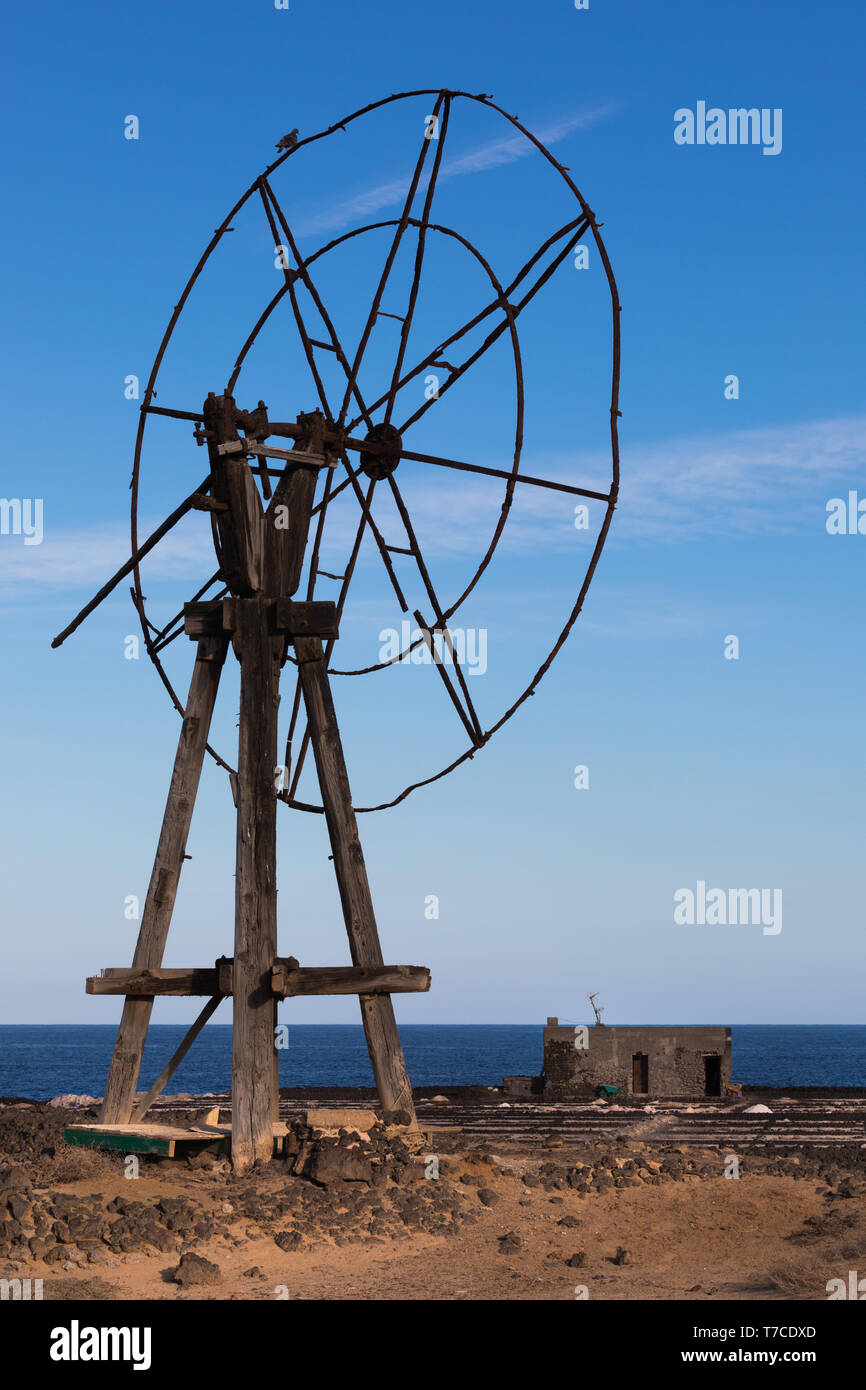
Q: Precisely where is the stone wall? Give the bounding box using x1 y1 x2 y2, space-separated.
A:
543 1023 732 1098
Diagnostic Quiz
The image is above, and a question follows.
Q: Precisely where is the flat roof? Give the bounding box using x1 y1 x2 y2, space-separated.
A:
546 1023 730 1028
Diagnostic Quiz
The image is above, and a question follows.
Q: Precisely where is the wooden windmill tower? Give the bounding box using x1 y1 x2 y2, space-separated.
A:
52 89 620 1174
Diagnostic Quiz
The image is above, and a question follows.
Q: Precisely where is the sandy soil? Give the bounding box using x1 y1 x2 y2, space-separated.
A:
2 1103 863 1301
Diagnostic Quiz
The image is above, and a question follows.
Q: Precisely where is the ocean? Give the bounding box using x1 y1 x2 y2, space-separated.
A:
0 1024 864 1100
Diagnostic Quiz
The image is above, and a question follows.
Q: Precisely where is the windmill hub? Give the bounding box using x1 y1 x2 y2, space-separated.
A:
359 422 402 480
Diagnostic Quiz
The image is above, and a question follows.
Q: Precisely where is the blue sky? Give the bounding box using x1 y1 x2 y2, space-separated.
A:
1 0 864 1030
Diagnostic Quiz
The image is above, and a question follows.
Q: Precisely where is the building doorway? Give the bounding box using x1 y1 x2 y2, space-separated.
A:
704 1056 722 1096
632 1052 649 1094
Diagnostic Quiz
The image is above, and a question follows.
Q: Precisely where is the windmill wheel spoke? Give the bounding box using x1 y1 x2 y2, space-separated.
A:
287 476 380 800
384 474 485 745
323 212 531 674
393 446 611 502
278 660 306 805
303 463 336 598
261 176 373 430
413 610 485 748
258 178 424 614
337 91 448 428
399 219 591 436
258 181 335 424
226 282 291 400
335 456 408 612
309 462 362 516
344 215 588 437
382 95 452 428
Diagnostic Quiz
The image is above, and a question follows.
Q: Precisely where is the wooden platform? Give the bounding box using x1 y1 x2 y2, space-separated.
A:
63 1121 290 1159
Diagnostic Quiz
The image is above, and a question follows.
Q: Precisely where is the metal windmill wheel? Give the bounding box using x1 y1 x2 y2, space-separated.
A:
53 89 621 1172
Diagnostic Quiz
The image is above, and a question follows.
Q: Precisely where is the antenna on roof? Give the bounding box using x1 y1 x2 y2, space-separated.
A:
587 991 605 1026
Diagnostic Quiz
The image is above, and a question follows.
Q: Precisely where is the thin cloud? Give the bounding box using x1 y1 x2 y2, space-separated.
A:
294 105 620 237
4 414 862 591
347 413 866 553
0 515 214 587
611 414 866 541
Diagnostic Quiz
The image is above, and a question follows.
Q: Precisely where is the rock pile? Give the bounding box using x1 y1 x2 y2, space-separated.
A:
0 1120 479 1270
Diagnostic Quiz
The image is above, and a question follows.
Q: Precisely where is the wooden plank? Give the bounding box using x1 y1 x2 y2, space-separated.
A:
272 964 431 998
64 1128 177 1157
91 960 428 999
64 1122 289 1159
265 437 320 598
232 596 282 1172
183 600 232 637
101 635 228 1125
67 1124 186 1138
294 634 417 1126
205 393 267 596
87 968 222 996
274 599 338 638
184 598 337 639
242 442 335 468
131 995 224 1122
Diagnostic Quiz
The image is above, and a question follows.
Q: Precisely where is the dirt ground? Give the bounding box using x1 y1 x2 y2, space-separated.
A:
1 1102 863 1301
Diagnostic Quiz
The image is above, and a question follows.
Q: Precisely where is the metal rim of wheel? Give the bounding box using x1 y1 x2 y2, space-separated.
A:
129 88 621 813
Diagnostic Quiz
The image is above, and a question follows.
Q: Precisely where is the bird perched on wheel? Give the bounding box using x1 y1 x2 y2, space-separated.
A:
275 129 299 150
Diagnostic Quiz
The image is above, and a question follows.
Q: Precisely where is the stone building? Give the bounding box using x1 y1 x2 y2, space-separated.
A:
541 1019 732 1098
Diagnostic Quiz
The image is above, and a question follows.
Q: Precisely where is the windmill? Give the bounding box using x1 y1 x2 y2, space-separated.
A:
52 90 621 1173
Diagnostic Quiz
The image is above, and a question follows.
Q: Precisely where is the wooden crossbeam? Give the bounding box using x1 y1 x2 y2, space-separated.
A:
87 961 430 999
245 442 337 469
183 598 338 640
217 439 336 468
89 967 223 996
272 964 431 998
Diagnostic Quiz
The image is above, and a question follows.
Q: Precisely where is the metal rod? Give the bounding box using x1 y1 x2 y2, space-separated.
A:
130 994 224 1123
52 476 211 648
396 447 610 501
388 473 485 743
399 221 591 435
336 91 447 427
383 94 451 427
413 610 483 747
287 476 380 801
261 176 372 431
344 215 587 435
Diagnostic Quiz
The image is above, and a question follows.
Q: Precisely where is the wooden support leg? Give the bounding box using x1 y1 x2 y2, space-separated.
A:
232 597 281 1172
295 635 417 1126
101 635 228 1124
